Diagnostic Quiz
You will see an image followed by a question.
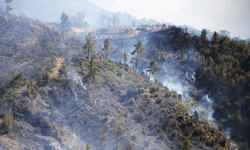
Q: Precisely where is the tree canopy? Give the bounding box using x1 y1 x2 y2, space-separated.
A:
5 0 13 18
102 38 112 59
83 33 96 59
130 39 146 70
82 56 102 95
146 59 159 89
60 11 69 35
124 49 128 64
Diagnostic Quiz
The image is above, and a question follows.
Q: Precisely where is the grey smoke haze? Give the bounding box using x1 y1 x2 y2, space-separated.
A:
89 0 250 39
1 0 249 39
0 0 103 25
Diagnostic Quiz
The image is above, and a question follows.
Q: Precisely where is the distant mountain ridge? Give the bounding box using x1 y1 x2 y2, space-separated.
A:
0 0 102 24
0 0 160 26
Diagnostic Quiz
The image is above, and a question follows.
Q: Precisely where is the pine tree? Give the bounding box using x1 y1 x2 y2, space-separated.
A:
146 59 159 89
211 31 219 45
124 49 128 64
130 39 146 71
5 0 13 18
102 38 112 59
113 14 119 28
60 11 69 36
2 111 13 132
82 56 102 96
179 136 193 150
83 33 96 59
208 56 214 67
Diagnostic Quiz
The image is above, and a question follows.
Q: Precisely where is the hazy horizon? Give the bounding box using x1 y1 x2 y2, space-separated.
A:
0 0 249 39
89 0 250 39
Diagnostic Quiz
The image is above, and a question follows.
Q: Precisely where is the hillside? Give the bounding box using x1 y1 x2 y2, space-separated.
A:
0 14 241 150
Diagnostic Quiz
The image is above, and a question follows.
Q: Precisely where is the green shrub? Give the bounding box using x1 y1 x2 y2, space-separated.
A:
149 86 157 94
180 121 187 128
51 86 58 99
43 71 50 83
179 136 193 150
171 130 178 136
194 126 205 136
37 74 43 85
7 90 20 106
4 72 23 89
59 65 67 74
170 91 174 98
34 127 41 134
218 136 227 147
173 92 178 99
206 138 215 147
177 115 184 121
2 112 13 132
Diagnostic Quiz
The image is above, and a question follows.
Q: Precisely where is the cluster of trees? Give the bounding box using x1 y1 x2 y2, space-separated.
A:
60 11 89 36
81 33 159 96
98 11 160 28
149 26 250 87
69 11 88 28
60 11 70 36
158 26 250 149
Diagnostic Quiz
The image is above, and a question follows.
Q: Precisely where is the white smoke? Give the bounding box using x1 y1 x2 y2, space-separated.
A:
202 94 211 103
160 75 188 95
185 69 196 82
47 85 51 91
66 49 87 101
157 63 216 125
225 128 231 139
67 68 87 101
72 133 77 141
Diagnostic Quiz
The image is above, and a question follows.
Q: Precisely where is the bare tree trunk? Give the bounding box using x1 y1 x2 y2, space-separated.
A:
88 48 89 59
6 2 9 18
87 81 90 97
136 52 139 70
13 104 16 120
61 23 64 36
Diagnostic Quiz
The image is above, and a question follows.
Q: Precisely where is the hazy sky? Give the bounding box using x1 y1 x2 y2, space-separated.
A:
89 0 250 39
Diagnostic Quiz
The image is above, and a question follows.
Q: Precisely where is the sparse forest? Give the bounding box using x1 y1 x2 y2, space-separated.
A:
0 1 249 150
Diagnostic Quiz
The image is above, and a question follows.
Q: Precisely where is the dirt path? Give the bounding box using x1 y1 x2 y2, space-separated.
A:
51 57 65 78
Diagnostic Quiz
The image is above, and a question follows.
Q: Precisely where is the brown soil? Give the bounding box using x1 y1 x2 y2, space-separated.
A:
50 57 65 79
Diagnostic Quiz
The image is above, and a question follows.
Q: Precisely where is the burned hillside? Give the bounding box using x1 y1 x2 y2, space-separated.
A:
0 13 242 150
